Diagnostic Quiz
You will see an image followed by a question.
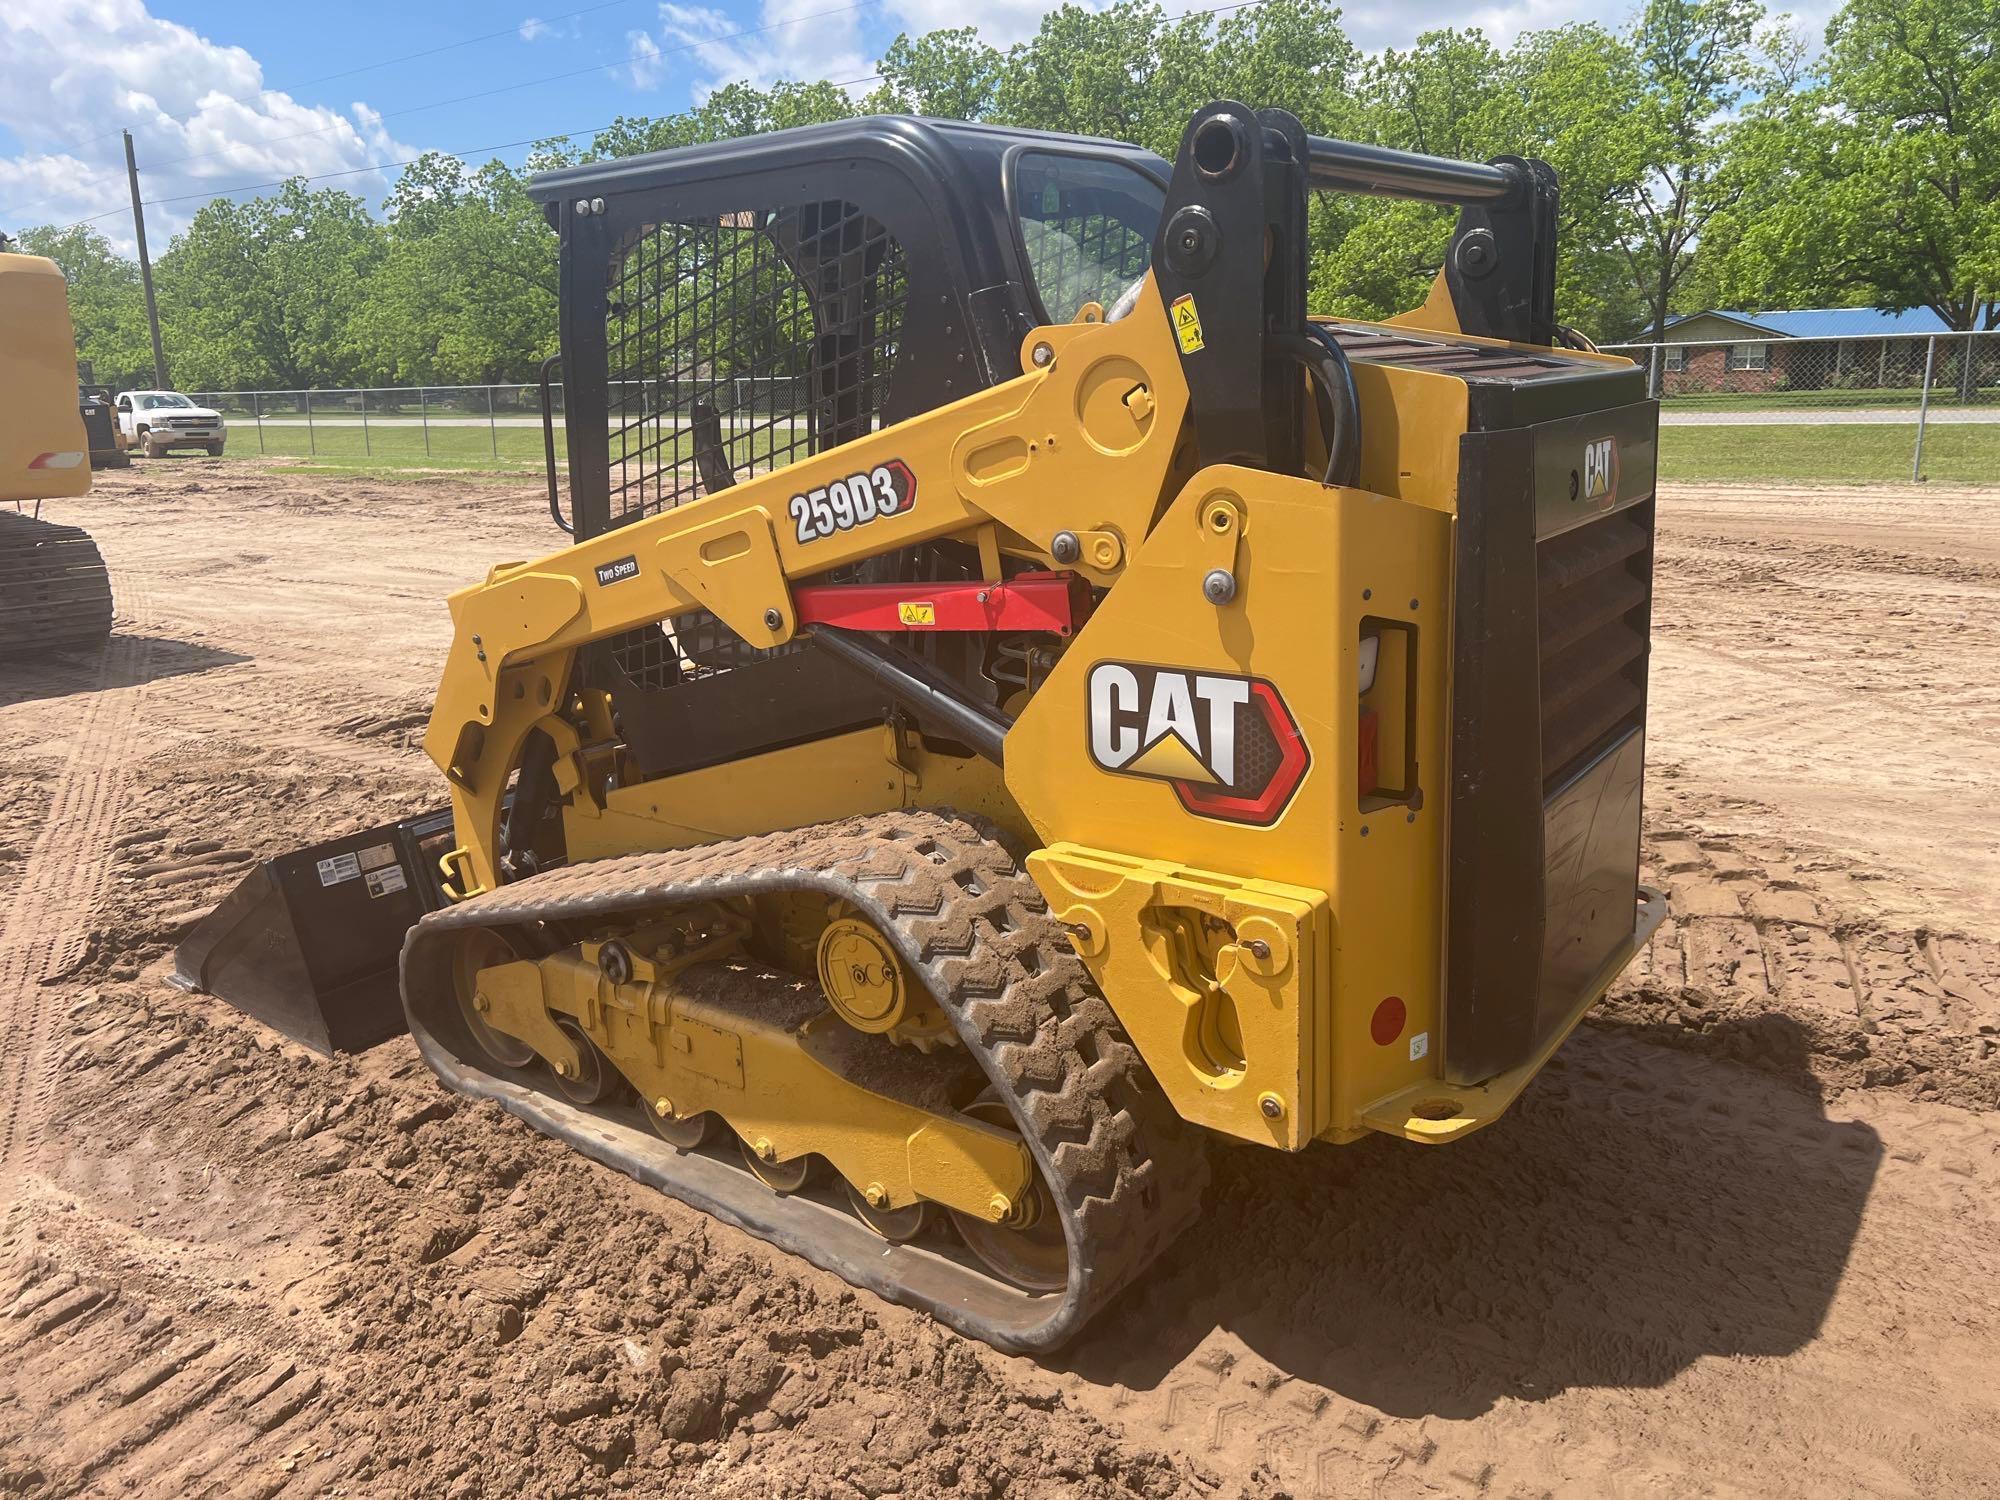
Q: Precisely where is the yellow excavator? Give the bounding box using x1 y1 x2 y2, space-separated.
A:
1 252 114 657
178 103 1665 1351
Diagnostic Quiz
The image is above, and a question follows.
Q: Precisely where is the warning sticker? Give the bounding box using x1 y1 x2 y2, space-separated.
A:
1409 1031 1430 1062
357 841 398 871
1170 293 1205 355
365 864 409 899
316 852 361 887
897 601 936 627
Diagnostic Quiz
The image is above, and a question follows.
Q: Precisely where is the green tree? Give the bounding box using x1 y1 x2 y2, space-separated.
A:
868 28 1006 120
1707 0 1998 331
1505 24 1652 337
154 181 385 388
1314 29 1514 319
995 3 1173 150
13 225 153 388
1616 0 1770 342
352 153 560 385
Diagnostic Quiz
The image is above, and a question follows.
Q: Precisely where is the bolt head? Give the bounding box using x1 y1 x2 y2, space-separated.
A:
756 1139 777 1162
1050 530 1081 564
865 1184 888 1208
763 607 783 630
556 1057 575 1078
988 1193 1013 1221
1259 1093 1284 1120
1245 938 1271 961
472 993 490 1012
653 1097 672 1117
1031 341 1055 367
1203 568 1237 605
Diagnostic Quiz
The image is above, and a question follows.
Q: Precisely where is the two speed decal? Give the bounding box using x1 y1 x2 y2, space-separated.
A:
789 459 916 545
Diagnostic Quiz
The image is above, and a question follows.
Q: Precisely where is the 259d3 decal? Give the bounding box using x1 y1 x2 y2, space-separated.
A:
789 459 915 544
1087 661 1310 826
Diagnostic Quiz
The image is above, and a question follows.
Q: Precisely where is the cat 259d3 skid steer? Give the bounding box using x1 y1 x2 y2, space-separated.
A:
175 102 1666 1351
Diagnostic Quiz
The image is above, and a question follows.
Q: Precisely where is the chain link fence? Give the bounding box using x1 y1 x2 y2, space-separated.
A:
183 379 813 466
183 333 1998 483
1602 329 1999 483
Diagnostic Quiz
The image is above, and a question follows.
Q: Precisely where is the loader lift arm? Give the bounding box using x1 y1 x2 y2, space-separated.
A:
425 276 1196 895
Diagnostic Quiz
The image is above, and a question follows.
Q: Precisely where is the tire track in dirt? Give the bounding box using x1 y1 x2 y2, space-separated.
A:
0 625 153 1178
0 1253 336 1500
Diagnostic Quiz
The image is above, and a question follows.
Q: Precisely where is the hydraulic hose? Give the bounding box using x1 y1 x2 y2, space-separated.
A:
1283 326 1363 489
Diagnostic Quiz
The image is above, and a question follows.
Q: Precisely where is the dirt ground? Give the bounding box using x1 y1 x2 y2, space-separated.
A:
3 462 1998 1499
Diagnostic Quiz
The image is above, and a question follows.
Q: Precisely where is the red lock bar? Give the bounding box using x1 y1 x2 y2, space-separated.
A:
791 571 1091 635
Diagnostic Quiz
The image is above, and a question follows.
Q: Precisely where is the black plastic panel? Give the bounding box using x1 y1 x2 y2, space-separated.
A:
1443 426 1546 1086
1443 379 1657 1086
1537 729 1646 1039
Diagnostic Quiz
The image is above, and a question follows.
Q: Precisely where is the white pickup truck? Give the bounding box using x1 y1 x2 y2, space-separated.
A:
114 390 226 457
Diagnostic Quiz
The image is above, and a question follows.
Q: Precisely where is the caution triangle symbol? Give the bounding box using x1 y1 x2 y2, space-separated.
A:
1128 731 1218 785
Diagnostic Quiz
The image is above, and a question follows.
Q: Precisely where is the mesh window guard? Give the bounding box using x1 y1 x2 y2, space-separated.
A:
601 201 909 692
604 202 909 529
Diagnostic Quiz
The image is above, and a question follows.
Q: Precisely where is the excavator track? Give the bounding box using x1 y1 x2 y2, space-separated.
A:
0 511 112 656
400 810 1207 1352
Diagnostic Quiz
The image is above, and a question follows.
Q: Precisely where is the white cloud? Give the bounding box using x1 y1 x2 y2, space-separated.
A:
626 28 668 89
519 15 555 41
0 0 421 251
653 0 870 101
879 0 1060 48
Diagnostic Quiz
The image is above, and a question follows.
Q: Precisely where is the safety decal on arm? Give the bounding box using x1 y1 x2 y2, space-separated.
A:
788 459 916 545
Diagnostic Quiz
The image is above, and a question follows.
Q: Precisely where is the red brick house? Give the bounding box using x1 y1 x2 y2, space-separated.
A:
1653 308 1954 395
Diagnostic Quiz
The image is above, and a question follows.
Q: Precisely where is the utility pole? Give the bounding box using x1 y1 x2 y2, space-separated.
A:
123 130 168 389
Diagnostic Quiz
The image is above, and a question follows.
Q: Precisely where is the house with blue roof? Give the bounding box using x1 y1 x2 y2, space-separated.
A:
1652 307 1960 395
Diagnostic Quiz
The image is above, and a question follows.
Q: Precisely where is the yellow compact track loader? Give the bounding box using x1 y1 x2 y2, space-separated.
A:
178 103 1665 1351
1 252 114 656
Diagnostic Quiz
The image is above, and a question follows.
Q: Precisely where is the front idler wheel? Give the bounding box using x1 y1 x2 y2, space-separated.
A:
452 928 538 1070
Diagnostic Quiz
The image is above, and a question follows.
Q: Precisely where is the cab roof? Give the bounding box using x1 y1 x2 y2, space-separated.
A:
527 114 1168 217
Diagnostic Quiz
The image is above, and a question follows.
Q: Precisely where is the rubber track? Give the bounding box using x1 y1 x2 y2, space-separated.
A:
0 512 113 656
400 809 1207 1352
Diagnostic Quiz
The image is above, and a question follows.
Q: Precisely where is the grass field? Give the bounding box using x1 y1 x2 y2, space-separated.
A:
160 412 1999 488
1666 385 1999 411
1659 422 2000 484
223 420 566 466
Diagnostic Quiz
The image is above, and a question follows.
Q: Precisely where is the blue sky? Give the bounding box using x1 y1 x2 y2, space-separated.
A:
0 0 1823 254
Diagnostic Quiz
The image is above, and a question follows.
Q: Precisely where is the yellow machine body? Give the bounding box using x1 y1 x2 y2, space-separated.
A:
418 277 1648 1154
174 107 1664 1350
0 253 92 503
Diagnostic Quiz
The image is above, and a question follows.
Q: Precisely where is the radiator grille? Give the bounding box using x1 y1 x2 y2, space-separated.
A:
602 201 908 692
1537 503 1653 790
